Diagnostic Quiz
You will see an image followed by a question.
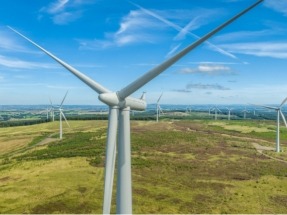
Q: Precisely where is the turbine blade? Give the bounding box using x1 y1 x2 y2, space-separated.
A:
157 92 163 103
103 107 119 214
250 103 278 110
280 96 287 107
49 97 53 106
280 110 287 128
140 92 146 100
118 0 262 99
8 26 110 95
61 111 70 127
159 105 164 114
60 91 69 107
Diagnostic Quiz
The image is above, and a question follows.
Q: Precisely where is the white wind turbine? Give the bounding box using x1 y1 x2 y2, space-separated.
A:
46 106 49 120
9 1 262 213
208 106 213 116
156 93 163 122
212 106 221 120
252 97 287 153
49 98 55 121
186 106 192 114
253 108 257 116
57 91 70 139
242 107 249 119
226 107 232 121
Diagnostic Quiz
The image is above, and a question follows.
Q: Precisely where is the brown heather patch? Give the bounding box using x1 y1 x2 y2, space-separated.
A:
0 176 11 182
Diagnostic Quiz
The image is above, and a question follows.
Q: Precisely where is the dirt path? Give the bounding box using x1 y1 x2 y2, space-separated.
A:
251 142 274 153
36 137 57 146
35 133 58 146
0 133 59 159
251 142 287 164
214 130 287 164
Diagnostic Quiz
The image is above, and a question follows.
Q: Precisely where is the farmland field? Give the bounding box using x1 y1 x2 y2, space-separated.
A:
1 119 287 214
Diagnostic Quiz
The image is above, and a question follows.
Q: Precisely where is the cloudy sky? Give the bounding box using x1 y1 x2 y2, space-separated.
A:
0 0 286 105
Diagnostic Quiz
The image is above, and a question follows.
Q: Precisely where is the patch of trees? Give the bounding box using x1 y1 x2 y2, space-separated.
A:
0 119 50 127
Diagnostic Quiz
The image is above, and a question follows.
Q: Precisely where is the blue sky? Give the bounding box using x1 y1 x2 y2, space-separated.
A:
0 0 287 105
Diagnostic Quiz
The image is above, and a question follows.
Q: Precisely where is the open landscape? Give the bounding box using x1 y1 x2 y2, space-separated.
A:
1 0 287 214
1 116 287 214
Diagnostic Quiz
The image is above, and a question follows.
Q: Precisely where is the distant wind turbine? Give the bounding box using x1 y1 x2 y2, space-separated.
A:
57 91 70 140
242 107 249 119
212 106 221 120
46 106 49 120
252 97 287 153
253 108 257 116
156 93 163 122
9 1 262 213
208 106 213 116
49 98 55 121
226 107 232 120
186 106 192 114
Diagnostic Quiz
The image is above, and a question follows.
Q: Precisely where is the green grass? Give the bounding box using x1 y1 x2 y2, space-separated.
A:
0 158 104 214
1 119 287 213
15 130 106 162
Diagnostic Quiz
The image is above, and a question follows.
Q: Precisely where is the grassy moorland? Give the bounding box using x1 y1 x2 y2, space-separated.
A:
0 119 287 214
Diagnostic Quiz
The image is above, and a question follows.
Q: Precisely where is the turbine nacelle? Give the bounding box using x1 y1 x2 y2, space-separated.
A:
98 92 147 111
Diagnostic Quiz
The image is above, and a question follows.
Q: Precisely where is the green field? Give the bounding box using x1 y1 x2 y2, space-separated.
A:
1 119 287 214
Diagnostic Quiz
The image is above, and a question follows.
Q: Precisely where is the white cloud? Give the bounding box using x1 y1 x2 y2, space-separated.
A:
0 55 58 69
112 10 162 46
79 9 165 49
0 35 22 51
174 16 202 41
53 11 82 25
130 2 220 36
219 42 287 59
78 39 113 50
264 0 287 16
213 30 276 43
130 2 241 61
166 43 182 57
172 89 192 93
79 4 233 51
179 64 235 75
45 0 69 14
186 83 230 90
0 29 34 53
40 0 94 25
188 61 241 65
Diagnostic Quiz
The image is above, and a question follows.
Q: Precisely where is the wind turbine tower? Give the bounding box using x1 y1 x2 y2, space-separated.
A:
226 107 232 121
156 93 163 122
49 98 55 121
213 106 221 120
252 97 287 153
58 91 70 139
9 1 263 213
208 107 212 116
46 107 49 120
242 107 249 119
